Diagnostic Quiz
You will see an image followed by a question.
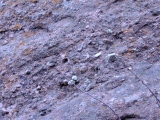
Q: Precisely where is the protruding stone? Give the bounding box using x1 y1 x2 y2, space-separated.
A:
107 53 117 62
36 86 41 90
72 75 78 81
106 29 113 34
80 66 88 74
94 51 102 58
68 80 75 86
25 70 31 75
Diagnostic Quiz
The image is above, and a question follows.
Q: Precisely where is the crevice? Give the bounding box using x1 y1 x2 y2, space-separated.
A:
113 0 124 3
120 114 141 120
120 56 160 107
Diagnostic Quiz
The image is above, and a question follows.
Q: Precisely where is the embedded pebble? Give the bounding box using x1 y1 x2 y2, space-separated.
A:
94 51 102 58
0 1 159 119
128 67 132 70
25 70 31 75
36 86 41 90
72 75 78 81
80 66 88 74
68 80 75 86
106 29 113 34
47 60 56 67
107 53 117 62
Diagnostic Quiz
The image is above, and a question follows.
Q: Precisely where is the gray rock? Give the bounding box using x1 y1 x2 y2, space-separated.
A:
47 60 57 67
72 75 78 81
106 29 113 34
36 86 41 90
107 53 117 62
80 65 88 74
1 0 160 119
68 80 75 86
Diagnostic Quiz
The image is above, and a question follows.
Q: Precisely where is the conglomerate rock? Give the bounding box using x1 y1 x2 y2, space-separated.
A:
0 0 160 120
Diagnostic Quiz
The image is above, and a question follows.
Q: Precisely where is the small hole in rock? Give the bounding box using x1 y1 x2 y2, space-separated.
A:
26 71 31 75
120 114 141 120
59 81 68 89
62 58 68 63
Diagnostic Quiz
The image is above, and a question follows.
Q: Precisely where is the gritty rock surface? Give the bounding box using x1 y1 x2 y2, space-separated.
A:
0 0 160 120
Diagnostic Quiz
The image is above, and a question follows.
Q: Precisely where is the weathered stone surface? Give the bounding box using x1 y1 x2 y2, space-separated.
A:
0 0 160 120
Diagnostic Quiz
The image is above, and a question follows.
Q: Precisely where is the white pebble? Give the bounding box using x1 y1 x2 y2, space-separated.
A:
107 53 116 57
128 67 132 70
68 80 75 86
72 75 78 81
94 51 102 58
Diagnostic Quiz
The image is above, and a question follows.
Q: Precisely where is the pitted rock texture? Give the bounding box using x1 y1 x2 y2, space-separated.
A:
0 0 160 120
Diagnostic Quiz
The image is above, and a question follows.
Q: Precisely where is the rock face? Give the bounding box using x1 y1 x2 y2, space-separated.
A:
0 0 160 120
